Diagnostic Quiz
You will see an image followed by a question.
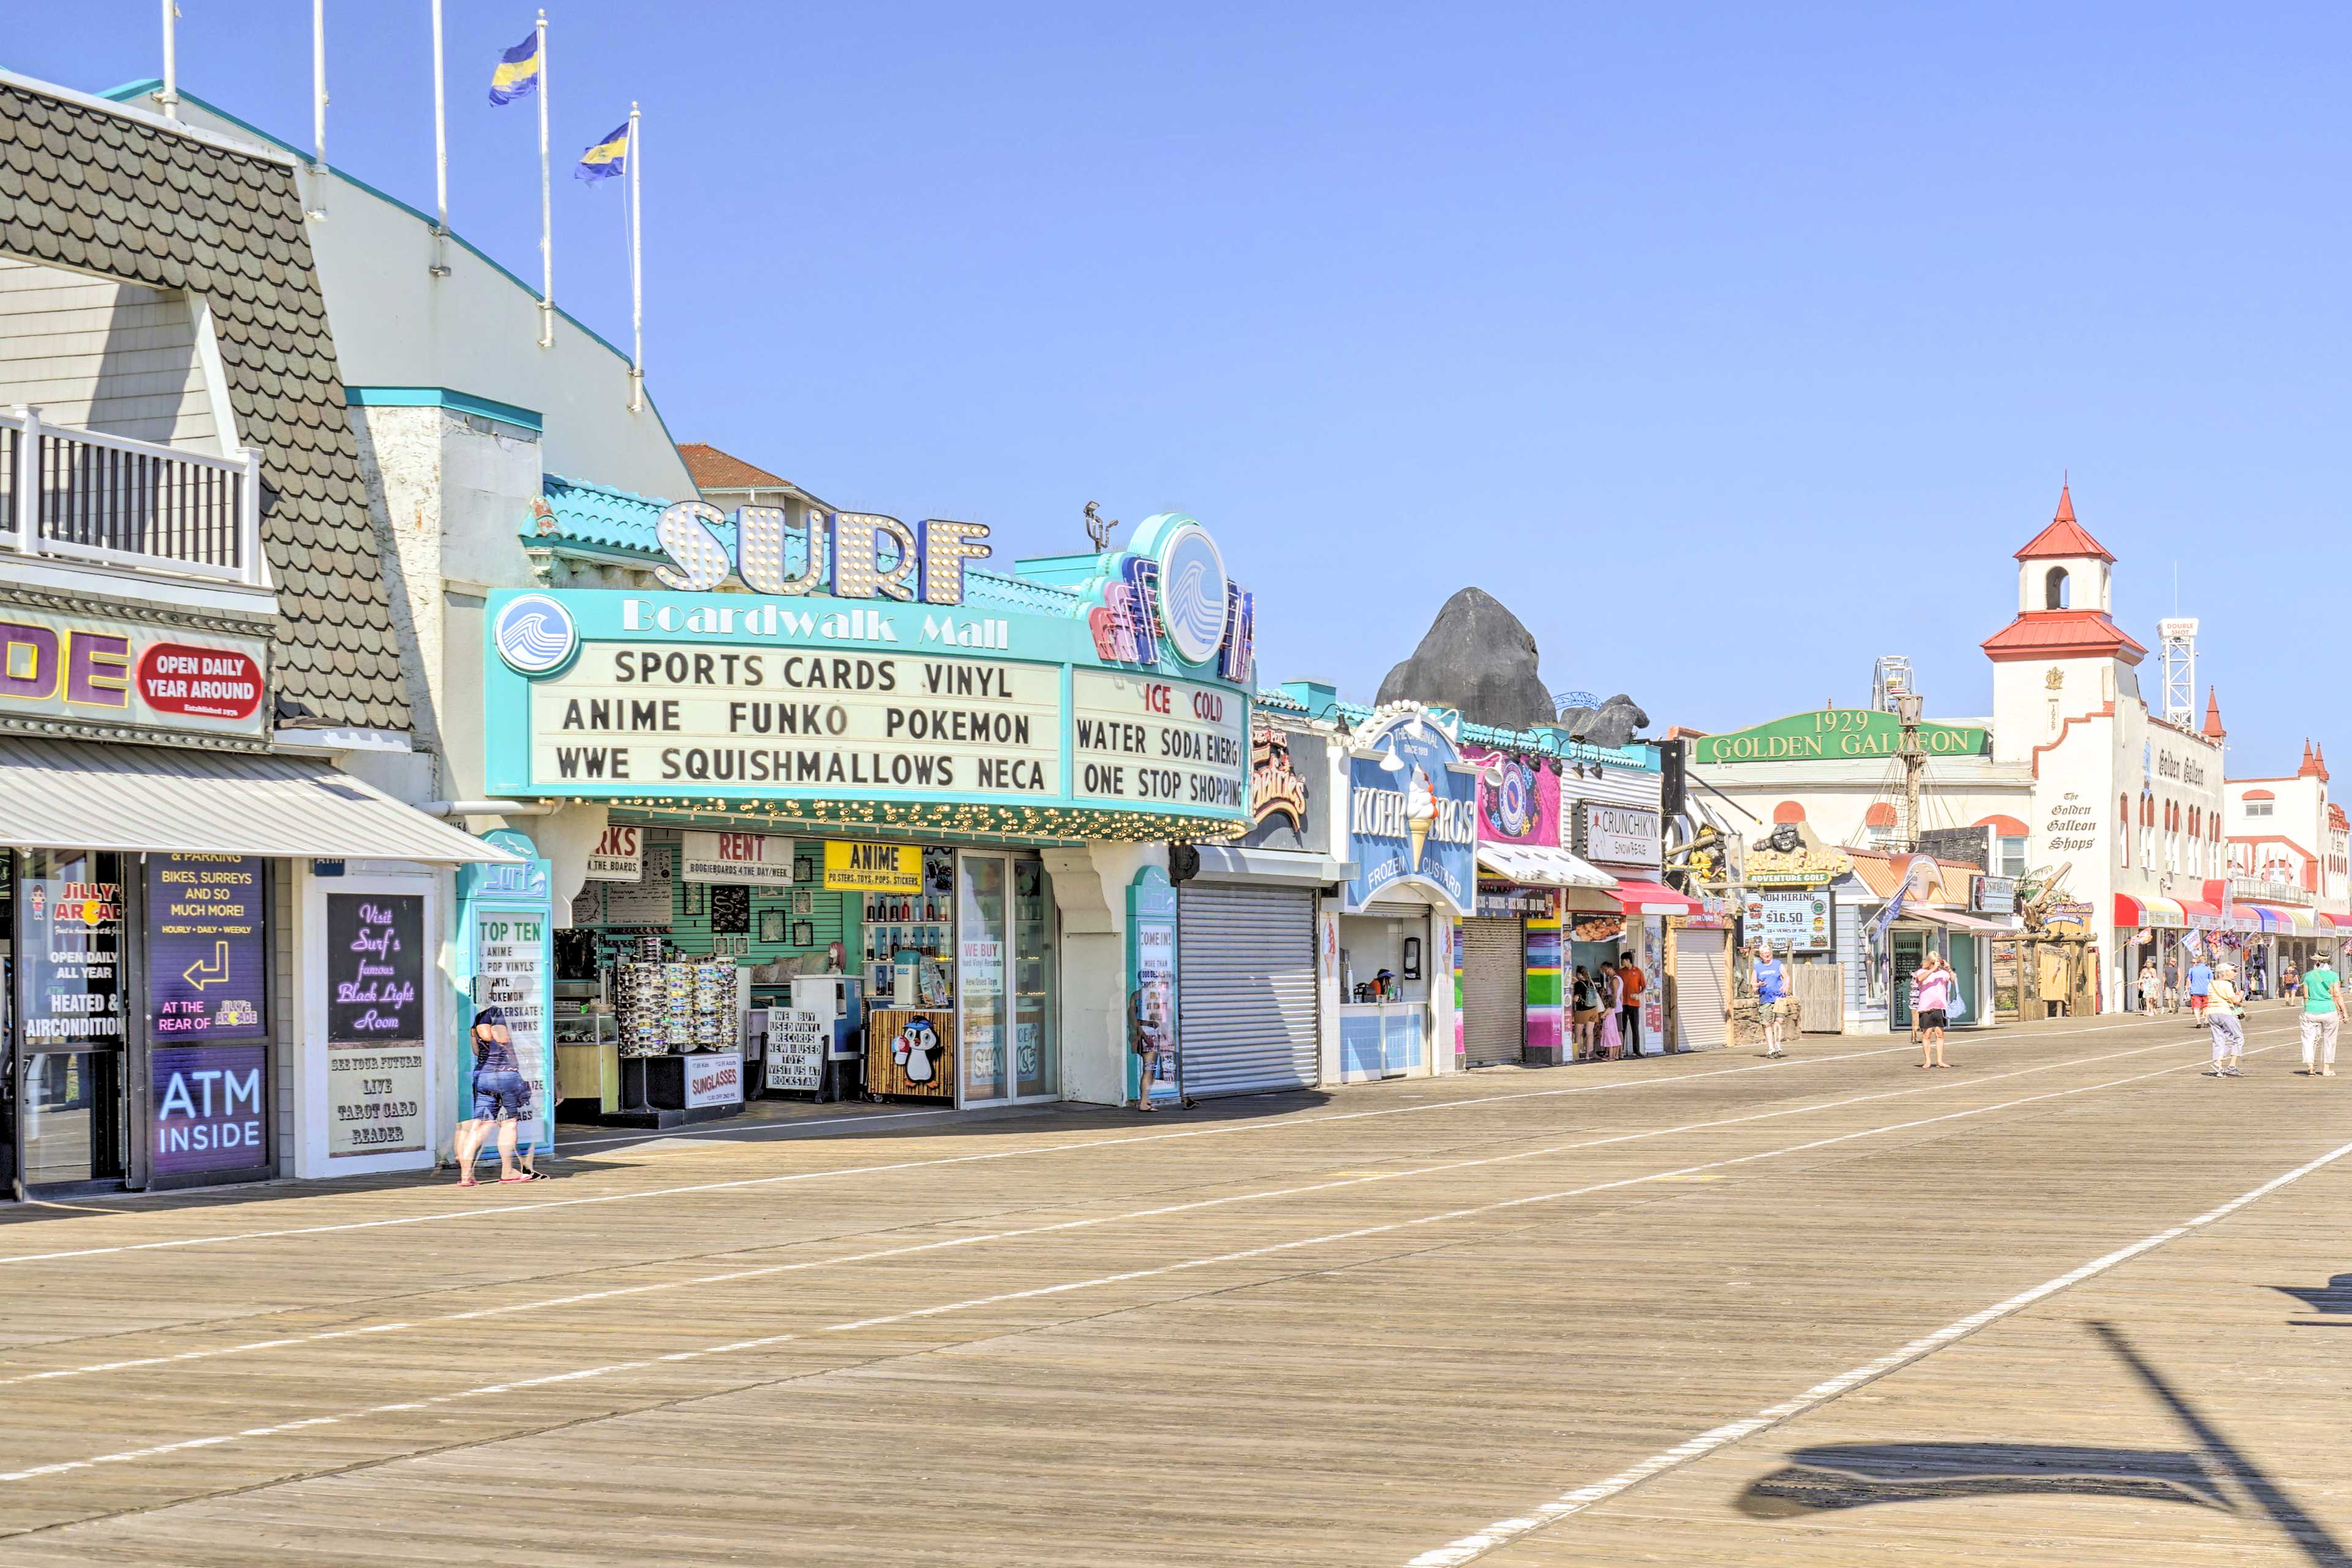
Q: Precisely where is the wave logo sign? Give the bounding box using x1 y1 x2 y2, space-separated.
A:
493 594 577 674
1154 521 1231 666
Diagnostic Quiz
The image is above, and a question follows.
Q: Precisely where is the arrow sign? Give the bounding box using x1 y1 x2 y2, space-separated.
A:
184 940 231 990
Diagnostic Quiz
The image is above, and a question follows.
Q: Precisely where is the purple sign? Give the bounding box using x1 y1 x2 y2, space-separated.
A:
327 894 424 1042
146 855 267 1041
151 1042 269 1175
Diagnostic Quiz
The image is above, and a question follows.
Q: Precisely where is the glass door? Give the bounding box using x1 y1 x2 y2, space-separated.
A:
959 853 1010 1103
1012 859 1057 1099
14 848 128 1189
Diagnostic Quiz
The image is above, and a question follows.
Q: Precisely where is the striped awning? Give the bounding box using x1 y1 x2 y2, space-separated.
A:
2114 893 2187 929
2245 904 2318 936
0 739 517 862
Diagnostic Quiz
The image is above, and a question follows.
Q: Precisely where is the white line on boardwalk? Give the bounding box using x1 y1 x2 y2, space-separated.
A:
0 1013 2180 1268
0 1026 2228 1389
0 1039 2250 1488
1402 1095 2352 1566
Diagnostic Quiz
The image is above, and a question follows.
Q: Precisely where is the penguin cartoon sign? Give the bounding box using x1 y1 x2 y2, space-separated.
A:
891 1016 943 1085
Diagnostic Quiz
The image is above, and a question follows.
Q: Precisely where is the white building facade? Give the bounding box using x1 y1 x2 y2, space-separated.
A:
1693 487 2233 1014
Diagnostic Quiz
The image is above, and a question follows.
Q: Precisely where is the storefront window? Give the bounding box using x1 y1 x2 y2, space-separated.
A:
15 848 127 1186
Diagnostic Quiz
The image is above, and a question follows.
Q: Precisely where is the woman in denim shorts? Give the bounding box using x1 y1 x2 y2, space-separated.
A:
456 1005 545 1186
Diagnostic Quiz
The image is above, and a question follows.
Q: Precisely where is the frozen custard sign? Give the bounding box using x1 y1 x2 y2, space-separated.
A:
1344 712 1478 916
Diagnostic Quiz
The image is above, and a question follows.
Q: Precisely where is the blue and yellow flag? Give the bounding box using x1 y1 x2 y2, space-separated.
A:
576 121 630 181
488 29 541 106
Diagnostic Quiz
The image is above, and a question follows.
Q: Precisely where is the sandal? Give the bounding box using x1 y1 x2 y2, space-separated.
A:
519 1170 552 1180
499 1174 528 1183
458 1177 478 1188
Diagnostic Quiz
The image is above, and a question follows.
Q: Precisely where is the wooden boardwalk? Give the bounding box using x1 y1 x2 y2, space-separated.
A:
0 1005 2348 1565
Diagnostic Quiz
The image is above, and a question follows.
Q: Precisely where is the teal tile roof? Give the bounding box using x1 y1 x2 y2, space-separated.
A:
539 473 708 556
534 476 1085 617
1325 699 1658 769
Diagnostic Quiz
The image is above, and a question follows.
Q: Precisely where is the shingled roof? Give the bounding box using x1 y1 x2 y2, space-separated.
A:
0 78 410 732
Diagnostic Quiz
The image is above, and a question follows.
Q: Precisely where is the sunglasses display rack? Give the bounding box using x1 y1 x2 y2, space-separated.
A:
612 958 739 1057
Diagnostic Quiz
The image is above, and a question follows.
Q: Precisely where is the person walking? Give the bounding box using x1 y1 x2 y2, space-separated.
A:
2299 952 2343 1077
2282 958 2302 1003
1570 966 1599 1060
1910 951 1956 1068
455 1006 544 1186
1752 944 1790 1058
2204 962 2245 1077
1597 962 1624 1060
1129 982 1167 1110
1618 953 1647 1057
2137 957 2162 1013
2186 953 2213 1030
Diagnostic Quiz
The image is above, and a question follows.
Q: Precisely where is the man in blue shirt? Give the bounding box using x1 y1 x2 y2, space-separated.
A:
1752 943 1790 1058
2188 957 2214 1029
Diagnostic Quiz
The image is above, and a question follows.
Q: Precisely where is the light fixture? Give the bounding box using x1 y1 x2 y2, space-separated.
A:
1379 745 1406 774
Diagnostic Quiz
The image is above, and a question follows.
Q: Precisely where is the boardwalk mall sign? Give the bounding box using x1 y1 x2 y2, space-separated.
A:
1694 709 1989 766
481 514 1256 839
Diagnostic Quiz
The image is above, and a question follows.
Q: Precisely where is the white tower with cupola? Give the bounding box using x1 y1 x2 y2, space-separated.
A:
1983 483 2145 764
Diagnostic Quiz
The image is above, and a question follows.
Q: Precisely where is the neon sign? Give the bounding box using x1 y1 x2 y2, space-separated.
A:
1084 514 1254 680
652 502 995 607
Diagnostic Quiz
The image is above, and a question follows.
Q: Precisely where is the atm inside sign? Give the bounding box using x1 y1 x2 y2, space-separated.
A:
823 840 922 893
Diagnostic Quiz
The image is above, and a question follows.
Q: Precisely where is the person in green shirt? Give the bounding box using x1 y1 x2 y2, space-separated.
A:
2299 954 2342 1078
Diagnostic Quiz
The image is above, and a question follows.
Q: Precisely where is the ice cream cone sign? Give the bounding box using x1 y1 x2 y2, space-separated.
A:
1406 766 1438 870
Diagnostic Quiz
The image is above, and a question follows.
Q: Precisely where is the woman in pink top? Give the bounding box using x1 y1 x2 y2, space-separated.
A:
1910 953 1956 1068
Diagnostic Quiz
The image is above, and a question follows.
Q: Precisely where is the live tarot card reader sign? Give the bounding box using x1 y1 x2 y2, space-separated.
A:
325 893 426 1157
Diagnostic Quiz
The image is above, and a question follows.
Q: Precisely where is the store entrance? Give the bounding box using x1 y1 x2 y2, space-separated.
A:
6 848 129 1193
957 852 1057 1106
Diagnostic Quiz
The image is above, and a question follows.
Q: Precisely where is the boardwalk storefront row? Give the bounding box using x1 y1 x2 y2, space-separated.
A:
472 510 1257 1114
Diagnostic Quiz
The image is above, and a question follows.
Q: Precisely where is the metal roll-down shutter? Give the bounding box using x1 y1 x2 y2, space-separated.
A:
1461 916 1526 1066
1177 883 1319 1097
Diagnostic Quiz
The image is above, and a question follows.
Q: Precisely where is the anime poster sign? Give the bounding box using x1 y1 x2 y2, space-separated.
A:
1462 744 1558 847
1345 712 1477 915
1125 867 1179 1104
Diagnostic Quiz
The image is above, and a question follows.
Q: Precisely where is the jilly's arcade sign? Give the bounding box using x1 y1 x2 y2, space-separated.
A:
485 513 1254 837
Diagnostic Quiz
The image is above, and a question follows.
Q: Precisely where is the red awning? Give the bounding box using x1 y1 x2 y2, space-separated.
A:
1610 878 1702 917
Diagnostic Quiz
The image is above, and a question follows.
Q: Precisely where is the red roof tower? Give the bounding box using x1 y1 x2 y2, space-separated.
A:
1983 482 2143 664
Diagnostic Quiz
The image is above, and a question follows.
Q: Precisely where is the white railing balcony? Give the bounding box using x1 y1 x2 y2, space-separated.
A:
2229 874 2313 907
0 406 267 589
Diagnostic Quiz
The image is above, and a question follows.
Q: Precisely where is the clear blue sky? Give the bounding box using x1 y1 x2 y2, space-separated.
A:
12 4 2346 774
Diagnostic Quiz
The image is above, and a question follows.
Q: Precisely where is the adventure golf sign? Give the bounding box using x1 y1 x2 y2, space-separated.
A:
483 512 1254 838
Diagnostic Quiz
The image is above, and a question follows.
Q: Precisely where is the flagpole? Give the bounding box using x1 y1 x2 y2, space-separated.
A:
158 0 180 122
536 8 553 347
628 102 643 412
429 0 450 276
307 0 328 217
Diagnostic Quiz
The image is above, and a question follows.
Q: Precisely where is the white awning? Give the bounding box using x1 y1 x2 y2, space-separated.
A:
1190 845 1354 888
0 739 518 862
1476 843 1619 889
1898 905 2015 935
